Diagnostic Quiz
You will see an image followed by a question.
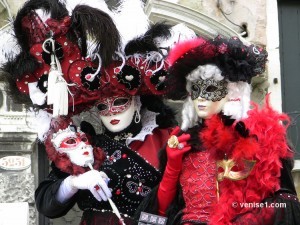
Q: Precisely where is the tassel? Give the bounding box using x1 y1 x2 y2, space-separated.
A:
43 37 73 117
52 74 69 117
47 54 59 105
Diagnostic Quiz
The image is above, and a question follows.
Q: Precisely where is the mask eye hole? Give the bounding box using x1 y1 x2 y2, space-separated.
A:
231 165 241 172
191 84 199 92
218 167 224 173
97 103 108 111
113 98 129 106
66 138 76 144
81 137 88 142
206 85 218 92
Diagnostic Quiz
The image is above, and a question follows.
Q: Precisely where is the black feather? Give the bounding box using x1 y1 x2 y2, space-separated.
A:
0 70 32 106
13 0 68 51
140 95 177 128
3 52 39 78
1 52 39 105
70 5 121 66
80 121 96 137
124 22 172 55
235 121 250 138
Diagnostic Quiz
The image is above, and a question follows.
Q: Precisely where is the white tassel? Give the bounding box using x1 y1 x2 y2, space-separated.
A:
46 55 69 117
43 37 74 117
52 74 69 117
47 55 59 105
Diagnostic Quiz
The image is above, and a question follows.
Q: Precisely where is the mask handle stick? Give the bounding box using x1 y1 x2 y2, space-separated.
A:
87 163 126 225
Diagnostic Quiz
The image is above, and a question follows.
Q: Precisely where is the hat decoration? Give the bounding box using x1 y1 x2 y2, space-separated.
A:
104 23 172 97
166 35 268 100
2 0 121 117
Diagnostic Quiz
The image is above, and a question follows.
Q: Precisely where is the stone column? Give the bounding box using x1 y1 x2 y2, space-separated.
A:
0 82 38 225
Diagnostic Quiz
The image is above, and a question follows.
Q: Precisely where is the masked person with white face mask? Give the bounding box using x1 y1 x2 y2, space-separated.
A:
35 80 176 225
35 23 177 225
137 36 300 225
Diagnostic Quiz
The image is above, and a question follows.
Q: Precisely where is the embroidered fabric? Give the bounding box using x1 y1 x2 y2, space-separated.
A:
126 109 159 146
180 151 217 223
77 134 161 217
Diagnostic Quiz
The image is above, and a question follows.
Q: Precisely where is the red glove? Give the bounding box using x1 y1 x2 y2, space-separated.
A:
157 126 191 216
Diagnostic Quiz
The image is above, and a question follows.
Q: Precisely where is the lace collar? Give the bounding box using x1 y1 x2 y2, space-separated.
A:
126 109 159 146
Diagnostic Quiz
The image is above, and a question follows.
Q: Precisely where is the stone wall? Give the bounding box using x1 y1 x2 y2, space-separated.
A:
0 130 38 225
178 0 267 45
0 79 38 224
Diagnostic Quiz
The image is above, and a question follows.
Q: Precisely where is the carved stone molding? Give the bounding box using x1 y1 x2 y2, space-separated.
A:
145 0 240 39
0 173 34 202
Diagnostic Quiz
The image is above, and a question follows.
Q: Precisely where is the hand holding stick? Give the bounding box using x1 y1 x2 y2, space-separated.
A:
87 163 126 225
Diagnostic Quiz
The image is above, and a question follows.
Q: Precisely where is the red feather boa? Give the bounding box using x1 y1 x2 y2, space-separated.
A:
201 96 292 225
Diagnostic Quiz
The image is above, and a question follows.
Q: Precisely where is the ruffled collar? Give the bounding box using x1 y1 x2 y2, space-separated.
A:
103 109 158 146
126 109 159 146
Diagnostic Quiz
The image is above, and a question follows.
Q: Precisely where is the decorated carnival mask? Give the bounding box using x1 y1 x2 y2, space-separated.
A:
96 94 136 132
51 125 94 167
192 77 228 119
217 158 256 181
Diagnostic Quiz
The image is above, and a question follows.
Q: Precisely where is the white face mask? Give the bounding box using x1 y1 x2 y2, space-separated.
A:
52 127 94 167
62 143 94 167
99 97 136 133
193 96 228 119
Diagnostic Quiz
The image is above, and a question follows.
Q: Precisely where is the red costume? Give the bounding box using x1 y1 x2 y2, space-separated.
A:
203 98 293 225
180 151 217 223
137 36 300 225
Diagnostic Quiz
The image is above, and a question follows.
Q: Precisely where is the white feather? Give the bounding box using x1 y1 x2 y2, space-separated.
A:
0 25 20 66
62 0 112 16
31 109 52 141
112 0 149 51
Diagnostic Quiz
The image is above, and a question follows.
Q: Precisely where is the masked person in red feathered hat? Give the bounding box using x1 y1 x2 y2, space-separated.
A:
136 35 300 225
35 23 178 225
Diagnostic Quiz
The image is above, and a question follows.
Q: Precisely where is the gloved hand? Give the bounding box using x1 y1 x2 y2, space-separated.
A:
63 170 112 202
157 126 191 216
166 126 191 170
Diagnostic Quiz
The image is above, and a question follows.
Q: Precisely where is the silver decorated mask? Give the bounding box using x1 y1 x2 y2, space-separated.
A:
191 78 228 101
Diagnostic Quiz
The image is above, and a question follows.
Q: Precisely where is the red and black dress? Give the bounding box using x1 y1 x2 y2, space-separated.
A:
35 123 171 225
136 103 300 225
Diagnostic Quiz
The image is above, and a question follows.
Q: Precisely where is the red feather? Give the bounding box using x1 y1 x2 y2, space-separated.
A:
200 96 292 225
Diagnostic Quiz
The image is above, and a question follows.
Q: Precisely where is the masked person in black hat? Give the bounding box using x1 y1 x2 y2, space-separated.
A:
137 35 300 225
0 0 177 224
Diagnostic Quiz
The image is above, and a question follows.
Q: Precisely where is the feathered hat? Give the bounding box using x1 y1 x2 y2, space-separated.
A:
166 35 268 100
102 23 172 97
2 0 120 116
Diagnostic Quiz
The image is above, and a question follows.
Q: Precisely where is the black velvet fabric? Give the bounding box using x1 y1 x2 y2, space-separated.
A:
35 163 76 218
